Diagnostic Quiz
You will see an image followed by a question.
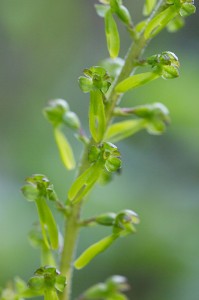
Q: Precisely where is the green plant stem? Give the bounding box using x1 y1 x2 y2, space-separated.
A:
59 2 166 299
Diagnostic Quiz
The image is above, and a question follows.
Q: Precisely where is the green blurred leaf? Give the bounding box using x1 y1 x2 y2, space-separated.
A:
143 0 157 16
54 128 76 170
115 72 159 93
105 119 146 142
167 15 185 32
105 10 120 58
74 234 117 269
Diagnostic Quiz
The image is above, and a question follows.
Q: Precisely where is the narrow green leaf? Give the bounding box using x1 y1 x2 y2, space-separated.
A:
68 163 101 204
144 6 178 39
74 235 117 269
115 72 159 93
167 16 185 32
143 0 157 16
105 119 147 143
54 128 76 170
36 198 59 250
105 10 120 58
89 90 106 143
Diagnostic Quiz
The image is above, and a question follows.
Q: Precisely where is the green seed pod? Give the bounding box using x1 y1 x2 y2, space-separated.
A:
116 5 132 26
95 212 116 225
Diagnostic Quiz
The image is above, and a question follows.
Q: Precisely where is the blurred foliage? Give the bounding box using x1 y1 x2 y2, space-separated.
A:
0 1 198 300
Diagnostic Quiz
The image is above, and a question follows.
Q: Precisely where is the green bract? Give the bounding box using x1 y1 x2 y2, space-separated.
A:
44 99 78 170
115 72 160 93
89 90 106 143
22 175 59 250
105 9 120 58
81 275 129 300
105 119 147 142
68 162 102 204
74 234 117 269
54 128 76 170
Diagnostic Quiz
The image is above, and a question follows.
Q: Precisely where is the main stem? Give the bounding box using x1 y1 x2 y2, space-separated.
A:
59 1 165 298
59 37 147 300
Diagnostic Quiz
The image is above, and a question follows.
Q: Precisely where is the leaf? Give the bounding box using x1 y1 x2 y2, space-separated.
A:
68 163 102 204
89 90 106 143
74 235 117 269
105 119 147 143
54 128 76 170
144 6 178 39
105 9 120 58
115 72 159 93
166 16 185 32
36 198 59 250
143 0 157 16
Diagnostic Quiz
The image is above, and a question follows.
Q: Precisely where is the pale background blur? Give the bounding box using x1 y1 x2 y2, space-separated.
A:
0 1 199 299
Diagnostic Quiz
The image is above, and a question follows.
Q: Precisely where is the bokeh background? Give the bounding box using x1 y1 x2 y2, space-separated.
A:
0 1 199 299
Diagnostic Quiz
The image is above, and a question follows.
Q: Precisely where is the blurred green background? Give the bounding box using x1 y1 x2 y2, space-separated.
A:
0 1 199 299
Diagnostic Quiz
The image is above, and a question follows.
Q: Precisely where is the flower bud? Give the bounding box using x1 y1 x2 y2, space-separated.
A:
44 99 69 127
105 156 122 172
179 2 196 16
63 111 81 130
116 5 132 26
